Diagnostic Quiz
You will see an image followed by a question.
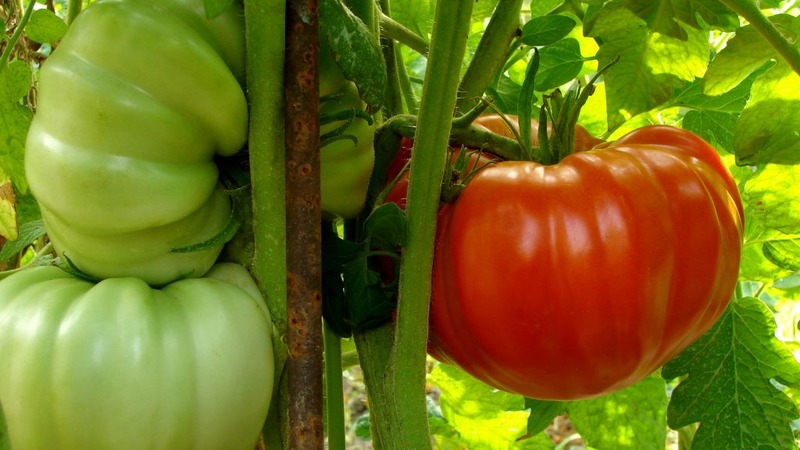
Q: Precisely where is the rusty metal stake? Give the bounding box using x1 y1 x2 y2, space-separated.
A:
284 0 324 448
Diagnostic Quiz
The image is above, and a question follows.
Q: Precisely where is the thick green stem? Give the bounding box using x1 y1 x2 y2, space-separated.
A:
455 0 523 113
719 0 800 76
355 1 475 448
324 323 346 450
244 0 288 447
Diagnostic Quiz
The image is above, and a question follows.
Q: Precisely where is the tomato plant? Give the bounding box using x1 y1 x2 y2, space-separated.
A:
4 0 800 449
0 263 274 450
428 125 744 400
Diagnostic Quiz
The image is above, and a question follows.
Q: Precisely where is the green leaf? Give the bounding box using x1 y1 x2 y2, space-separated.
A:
429 364 554 449
535 38 584 91
662 297 800 450
320 0 386 111
520 15 576 46
763 239 800 272
702 15 800 165
364 202 407 252
342 256 396 331
389 0 435 39
0 64 33 194
524 398 565 436
24 8 67 44
618 0 739 38
529 0 566 17
0 220 45 264
673 66 768 151
567 374 669 450
743 164 800 237
586 5 708 129
471 0 499 21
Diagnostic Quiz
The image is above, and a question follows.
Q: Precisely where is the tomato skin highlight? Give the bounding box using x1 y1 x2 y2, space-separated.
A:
0 263 274 450
429 125 743 400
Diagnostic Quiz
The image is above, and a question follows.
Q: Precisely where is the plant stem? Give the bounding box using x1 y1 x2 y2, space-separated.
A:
66 0 81 25
379 12 430 56
244 0 289 447
456 0 523 113
324 323 346 450
719 0 800 76
284 0 324 448
355 1 475 448
0 0 35 65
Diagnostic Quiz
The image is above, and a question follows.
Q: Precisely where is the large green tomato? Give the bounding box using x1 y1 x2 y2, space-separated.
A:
319 37 376 219
25 0 247 286
0 263 274 450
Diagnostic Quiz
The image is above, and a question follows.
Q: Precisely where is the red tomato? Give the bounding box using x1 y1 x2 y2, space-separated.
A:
427 125 744 400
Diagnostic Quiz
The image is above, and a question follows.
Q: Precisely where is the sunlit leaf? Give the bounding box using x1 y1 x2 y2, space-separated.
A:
535 38 584 91
429 364 554 449
663 297 800 450
586 5 708 130
567 375 668 450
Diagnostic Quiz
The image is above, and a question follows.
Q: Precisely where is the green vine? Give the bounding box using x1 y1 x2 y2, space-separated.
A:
354 0 476 448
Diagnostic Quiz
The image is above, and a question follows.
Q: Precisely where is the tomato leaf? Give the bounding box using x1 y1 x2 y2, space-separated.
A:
428 363 555 448
364 202 407 251
743 164 800 237
320 0 386 111
673 67 766 151
586 4 708 130
24 9 67 44
520 15 576 46
342 256 396 332
703 15 800 165
613 0 739 39
389 0 434 40
0 62 32 195
523 398 565 436
662 297 800 450
535 38 584 91
762 239 800 272
566 374 669 449
0 220 45 266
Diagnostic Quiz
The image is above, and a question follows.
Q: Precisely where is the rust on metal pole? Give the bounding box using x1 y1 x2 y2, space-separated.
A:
284 0 323 448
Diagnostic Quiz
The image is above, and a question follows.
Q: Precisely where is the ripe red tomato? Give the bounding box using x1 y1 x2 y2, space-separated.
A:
427 125 744 400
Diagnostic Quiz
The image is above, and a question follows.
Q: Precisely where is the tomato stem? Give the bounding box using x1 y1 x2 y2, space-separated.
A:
718 0 800 77
244 0 289 446
379 11 430 57
66 0 82 25
455 0 524 113
323 323 346 450
0 0 35 66
355 1 476 448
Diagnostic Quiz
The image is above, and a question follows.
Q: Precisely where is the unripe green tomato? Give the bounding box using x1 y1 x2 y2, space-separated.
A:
0 263 274 450
319 37 376 219
24 0 247 285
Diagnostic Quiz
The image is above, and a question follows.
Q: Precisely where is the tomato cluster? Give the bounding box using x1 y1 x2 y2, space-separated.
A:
387 119 744 400
2 1 276 449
